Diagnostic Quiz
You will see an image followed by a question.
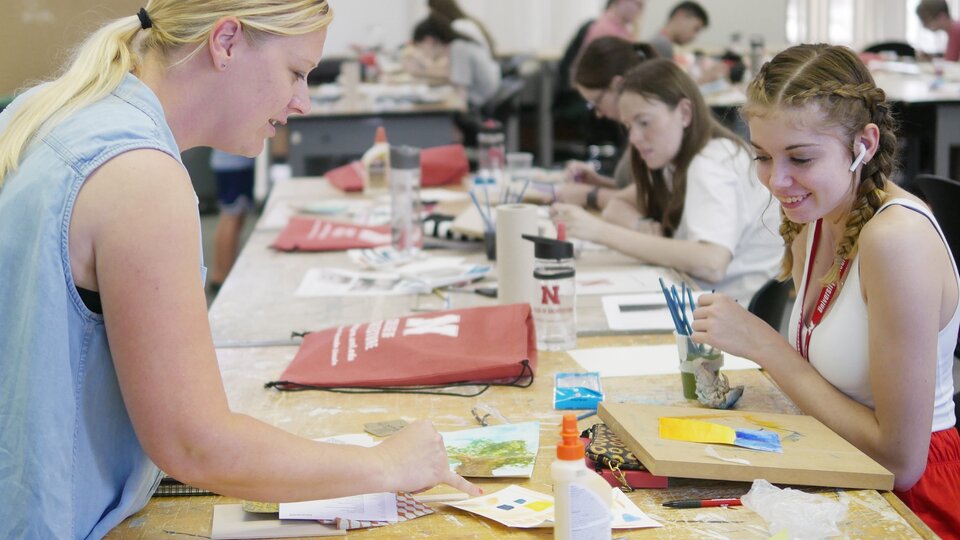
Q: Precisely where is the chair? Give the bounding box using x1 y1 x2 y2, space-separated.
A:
915 174 960 266
863 41 916 58
914 174 960 430
748 278 794 331
458 75 527 151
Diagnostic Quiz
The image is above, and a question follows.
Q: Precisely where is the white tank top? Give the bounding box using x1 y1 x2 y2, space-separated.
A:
787 198 959 431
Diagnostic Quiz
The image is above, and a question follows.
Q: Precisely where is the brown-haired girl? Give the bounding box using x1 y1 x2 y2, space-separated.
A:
552 58 782 303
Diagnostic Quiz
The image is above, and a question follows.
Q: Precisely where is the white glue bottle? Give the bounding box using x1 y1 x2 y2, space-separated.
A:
552 413 612 539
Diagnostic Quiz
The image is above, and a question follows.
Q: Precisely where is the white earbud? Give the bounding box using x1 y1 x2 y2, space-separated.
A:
849 142 867 172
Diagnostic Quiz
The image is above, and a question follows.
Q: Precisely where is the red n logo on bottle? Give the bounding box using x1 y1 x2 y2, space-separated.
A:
541 285 560 305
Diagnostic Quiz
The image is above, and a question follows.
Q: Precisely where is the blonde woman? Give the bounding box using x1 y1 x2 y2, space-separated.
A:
0 2 477 537
691 44 960 536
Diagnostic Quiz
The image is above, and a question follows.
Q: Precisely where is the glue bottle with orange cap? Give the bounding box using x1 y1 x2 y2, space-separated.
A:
362 125 389 193
551 413 612 539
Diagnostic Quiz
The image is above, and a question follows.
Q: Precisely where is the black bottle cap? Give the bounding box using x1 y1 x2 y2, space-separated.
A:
390 145 420 169
522 234 574 260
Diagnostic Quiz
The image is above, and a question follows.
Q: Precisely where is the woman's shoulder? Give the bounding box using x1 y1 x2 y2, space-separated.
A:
860 192 942 260
690 137 752 176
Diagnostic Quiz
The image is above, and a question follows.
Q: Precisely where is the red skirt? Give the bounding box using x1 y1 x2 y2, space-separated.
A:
894 428 960 539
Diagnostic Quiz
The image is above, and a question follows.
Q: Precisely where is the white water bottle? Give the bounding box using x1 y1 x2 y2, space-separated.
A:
552 414 612 539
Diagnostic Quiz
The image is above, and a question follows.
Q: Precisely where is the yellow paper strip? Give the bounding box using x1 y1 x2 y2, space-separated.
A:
659 417 737 445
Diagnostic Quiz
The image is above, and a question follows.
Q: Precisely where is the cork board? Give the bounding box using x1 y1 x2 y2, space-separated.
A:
599 402 895 491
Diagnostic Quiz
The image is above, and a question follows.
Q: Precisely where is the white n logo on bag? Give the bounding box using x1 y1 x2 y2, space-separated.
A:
403 314 461 337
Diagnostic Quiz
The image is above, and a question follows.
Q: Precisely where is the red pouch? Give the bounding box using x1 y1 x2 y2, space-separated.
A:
267 304 537 395
421 145 468 187
326 161 365 192
271 217 390 252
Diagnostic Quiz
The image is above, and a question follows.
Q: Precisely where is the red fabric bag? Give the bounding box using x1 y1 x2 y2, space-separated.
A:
325 161 365 192
267 304 537 395
271 217 390 252
421 144 468 187
325 145 466 192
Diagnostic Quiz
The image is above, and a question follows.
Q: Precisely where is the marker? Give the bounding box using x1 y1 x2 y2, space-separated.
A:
662 498 742 508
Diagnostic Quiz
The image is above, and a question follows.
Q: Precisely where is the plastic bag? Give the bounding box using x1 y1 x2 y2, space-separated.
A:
741 479 847 539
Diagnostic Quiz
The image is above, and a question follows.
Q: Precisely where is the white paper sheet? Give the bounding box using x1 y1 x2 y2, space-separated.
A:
279 492 398 522
576 269 669 296
601 292 705 331
568 344 761 378
446 485 661 529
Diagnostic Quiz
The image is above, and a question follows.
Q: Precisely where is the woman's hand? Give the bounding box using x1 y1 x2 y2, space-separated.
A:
563 161 599 184
550 203 609 243
689 293 786 365
556 182 594 206
374 420 481 495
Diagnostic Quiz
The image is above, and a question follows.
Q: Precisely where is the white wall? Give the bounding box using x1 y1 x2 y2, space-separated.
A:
323 0 789 58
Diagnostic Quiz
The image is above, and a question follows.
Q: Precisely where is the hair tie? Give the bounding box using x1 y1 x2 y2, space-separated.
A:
137 7 153 30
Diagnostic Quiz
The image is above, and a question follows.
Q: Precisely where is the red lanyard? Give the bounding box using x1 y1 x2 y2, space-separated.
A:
796 219 850 360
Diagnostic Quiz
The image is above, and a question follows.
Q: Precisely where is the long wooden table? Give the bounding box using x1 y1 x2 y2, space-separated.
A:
108 178 936 538
109 335 933 539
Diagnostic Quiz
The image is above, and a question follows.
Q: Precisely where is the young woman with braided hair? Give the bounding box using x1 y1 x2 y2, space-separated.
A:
0 2 477 537
691 44 960 536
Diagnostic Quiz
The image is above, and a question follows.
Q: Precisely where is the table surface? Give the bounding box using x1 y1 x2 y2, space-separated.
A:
209 179 683 347
111 178 936 539
108 335 934 539
296 83 467 119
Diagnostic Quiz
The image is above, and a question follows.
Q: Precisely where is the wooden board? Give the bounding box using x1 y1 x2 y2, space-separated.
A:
598 402 895 491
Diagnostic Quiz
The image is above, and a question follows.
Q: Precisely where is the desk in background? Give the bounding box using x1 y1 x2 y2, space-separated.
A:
286 84 467 177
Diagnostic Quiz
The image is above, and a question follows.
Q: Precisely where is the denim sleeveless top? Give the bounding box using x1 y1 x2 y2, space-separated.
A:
0 74 205 539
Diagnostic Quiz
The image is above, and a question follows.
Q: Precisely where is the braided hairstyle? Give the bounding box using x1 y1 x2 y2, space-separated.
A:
742 44 898 283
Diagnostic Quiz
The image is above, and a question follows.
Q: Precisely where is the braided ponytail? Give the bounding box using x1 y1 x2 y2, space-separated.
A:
742 44 898 284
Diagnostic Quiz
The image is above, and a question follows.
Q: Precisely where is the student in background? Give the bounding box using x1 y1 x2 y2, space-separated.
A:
428 0 496 56
649 1 710 61
208 149 255 292
551 59 781 304
691 44 960 537
404 15 501 108
558 37 656 210
581 0 647 51
916 0 960 61
0 1 478 537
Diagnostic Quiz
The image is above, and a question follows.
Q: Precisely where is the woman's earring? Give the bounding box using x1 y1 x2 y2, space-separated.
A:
221 63 226 69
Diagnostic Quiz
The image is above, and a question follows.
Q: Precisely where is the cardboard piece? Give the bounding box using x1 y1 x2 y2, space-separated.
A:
210 504 344 539
598 403 894 490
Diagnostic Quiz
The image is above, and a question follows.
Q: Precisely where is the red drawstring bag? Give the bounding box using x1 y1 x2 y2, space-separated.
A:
421 145 468 187
267 304 537 396
324 145 467 193
271 217 390 252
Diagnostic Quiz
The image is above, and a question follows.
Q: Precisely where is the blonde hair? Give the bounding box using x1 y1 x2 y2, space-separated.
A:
0 0 332 187
741 44 897 284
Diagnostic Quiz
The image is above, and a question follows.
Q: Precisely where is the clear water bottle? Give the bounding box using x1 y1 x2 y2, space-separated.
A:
523 231 576 351
389 145 423 255
477 120 506 189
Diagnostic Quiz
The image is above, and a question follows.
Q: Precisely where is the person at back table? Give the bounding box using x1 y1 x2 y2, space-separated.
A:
581 0 647 52
691 44 960 538
917 0 960 62
648 1 709 61
0 1 479 537
428 0 496 56
551 59 782 304
404 14 501 108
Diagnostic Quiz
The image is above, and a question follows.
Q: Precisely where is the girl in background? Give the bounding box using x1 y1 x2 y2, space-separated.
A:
552 59 781 303
558 36 656 211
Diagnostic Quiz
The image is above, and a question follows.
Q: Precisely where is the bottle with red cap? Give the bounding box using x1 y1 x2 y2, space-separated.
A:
523 223 576 351
362 126 389 192
551 413 612 539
